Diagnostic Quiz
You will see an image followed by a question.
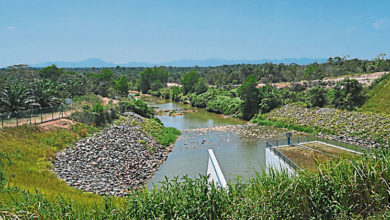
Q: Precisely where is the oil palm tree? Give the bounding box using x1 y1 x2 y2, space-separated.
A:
31 79 61 107
0 84 39 113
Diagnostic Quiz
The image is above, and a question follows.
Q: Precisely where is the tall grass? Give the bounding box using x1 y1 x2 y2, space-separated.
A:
0 126 104 205
1 148 390 219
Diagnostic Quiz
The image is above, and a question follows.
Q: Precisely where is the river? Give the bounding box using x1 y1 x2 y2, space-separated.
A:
141 96 365 187
140 96 293 188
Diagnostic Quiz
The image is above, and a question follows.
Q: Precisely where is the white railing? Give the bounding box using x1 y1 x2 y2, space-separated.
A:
207 149 227 188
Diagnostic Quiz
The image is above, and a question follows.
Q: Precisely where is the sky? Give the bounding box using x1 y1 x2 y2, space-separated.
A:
1 0 390 67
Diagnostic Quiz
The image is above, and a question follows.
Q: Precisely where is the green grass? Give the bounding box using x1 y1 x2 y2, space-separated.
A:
251 114 335 135
0 126 106 206
141 118 181 147
361 73 390 115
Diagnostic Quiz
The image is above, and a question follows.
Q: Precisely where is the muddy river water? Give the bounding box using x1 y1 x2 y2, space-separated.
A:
141 96 291 187
141 96 361 187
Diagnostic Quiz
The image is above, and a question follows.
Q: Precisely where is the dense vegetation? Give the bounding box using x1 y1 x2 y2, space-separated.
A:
1 55 389 114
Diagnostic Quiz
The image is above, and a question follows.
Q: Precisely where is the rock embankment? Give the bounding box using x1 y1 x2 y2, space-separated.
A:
53 112 172 196
265 104 390 147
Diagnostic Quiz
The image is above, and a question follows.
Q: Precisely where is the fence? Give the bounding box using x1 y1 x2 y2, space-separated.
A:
266 135 371 154
0 104 73 128
266 142 300 171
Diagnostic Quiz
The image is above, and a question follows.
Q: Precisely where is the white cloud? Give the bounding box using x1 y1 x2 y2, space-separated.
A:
7 26 16 30
373 18 390 30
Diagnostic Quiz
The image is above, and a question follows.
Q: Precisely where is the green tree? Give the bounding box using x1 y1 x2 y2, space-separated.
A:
328 78 365 110
306 86 326 107
114 75 129 97
170 86 182 102
151 79 164 91
98 69 114 81
258 85 282 113
304 64 320 80
239 75 259 120
150 67 169 84
182 70 200 94
31 79 61 107
139 68 152 93
39 65 64 81
195 78 208 95
0 84 38 112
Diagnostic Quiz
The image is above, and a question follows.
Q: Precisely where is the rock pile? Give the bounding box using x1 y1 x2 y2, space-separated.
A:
53 112 172 196
266 104 390 147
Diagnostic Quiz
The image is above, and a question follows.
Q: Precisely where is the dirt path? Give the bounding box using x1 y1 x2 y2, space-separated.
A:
38 118 77 131
100 96 119 106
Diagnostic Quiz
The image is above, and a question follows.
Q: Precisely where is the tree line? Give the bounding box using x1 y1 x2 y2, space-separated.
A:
0 55 388 115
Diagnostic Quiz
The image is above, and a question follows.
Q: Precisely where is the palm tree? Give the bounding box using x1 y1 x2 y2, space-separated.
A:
31 79 60 107
0 84 39 113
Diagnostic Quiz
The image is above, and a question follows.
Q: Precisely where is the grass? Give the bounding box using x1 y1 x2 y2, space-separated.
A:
0 126 106 206
361 73 390 115
141 118 181 147
302 142 357 158
278 146 334 172
251 114 335 135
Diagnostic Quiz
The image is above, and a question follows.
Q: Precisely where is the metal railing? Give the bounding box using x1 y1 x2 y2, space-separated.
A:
0 104 73 128
266 142 300 171
266 136 371 154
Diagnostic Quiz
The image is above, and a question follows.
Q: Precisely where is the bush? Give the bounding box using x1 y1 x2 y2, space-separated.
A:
206 96 242 116
70 105 119 126
141 118 181 147
91 103 104 113
119 99 154 118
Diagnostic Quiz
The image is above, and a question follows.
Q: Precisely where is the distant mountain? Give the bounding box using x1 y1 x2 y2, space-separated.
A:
31 58 116 68
31 57 327 68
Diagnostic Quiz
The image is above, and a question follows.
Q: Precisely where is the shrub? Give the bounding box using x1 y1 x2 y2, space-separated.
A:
206 96 242 116
119 99 154 118
141 118 181 147
71 123 99 137
91 103 104 113
70 105 119 126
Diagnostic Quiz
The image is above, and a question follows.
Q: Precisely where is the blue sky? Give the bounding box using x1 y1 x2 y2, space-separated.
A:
1 0 390 67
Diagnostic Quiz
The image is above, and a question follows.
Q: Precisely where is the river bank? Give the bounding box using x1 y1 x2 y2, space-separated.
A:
53 112 178 196
136 92 377 148
258 104 390 148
